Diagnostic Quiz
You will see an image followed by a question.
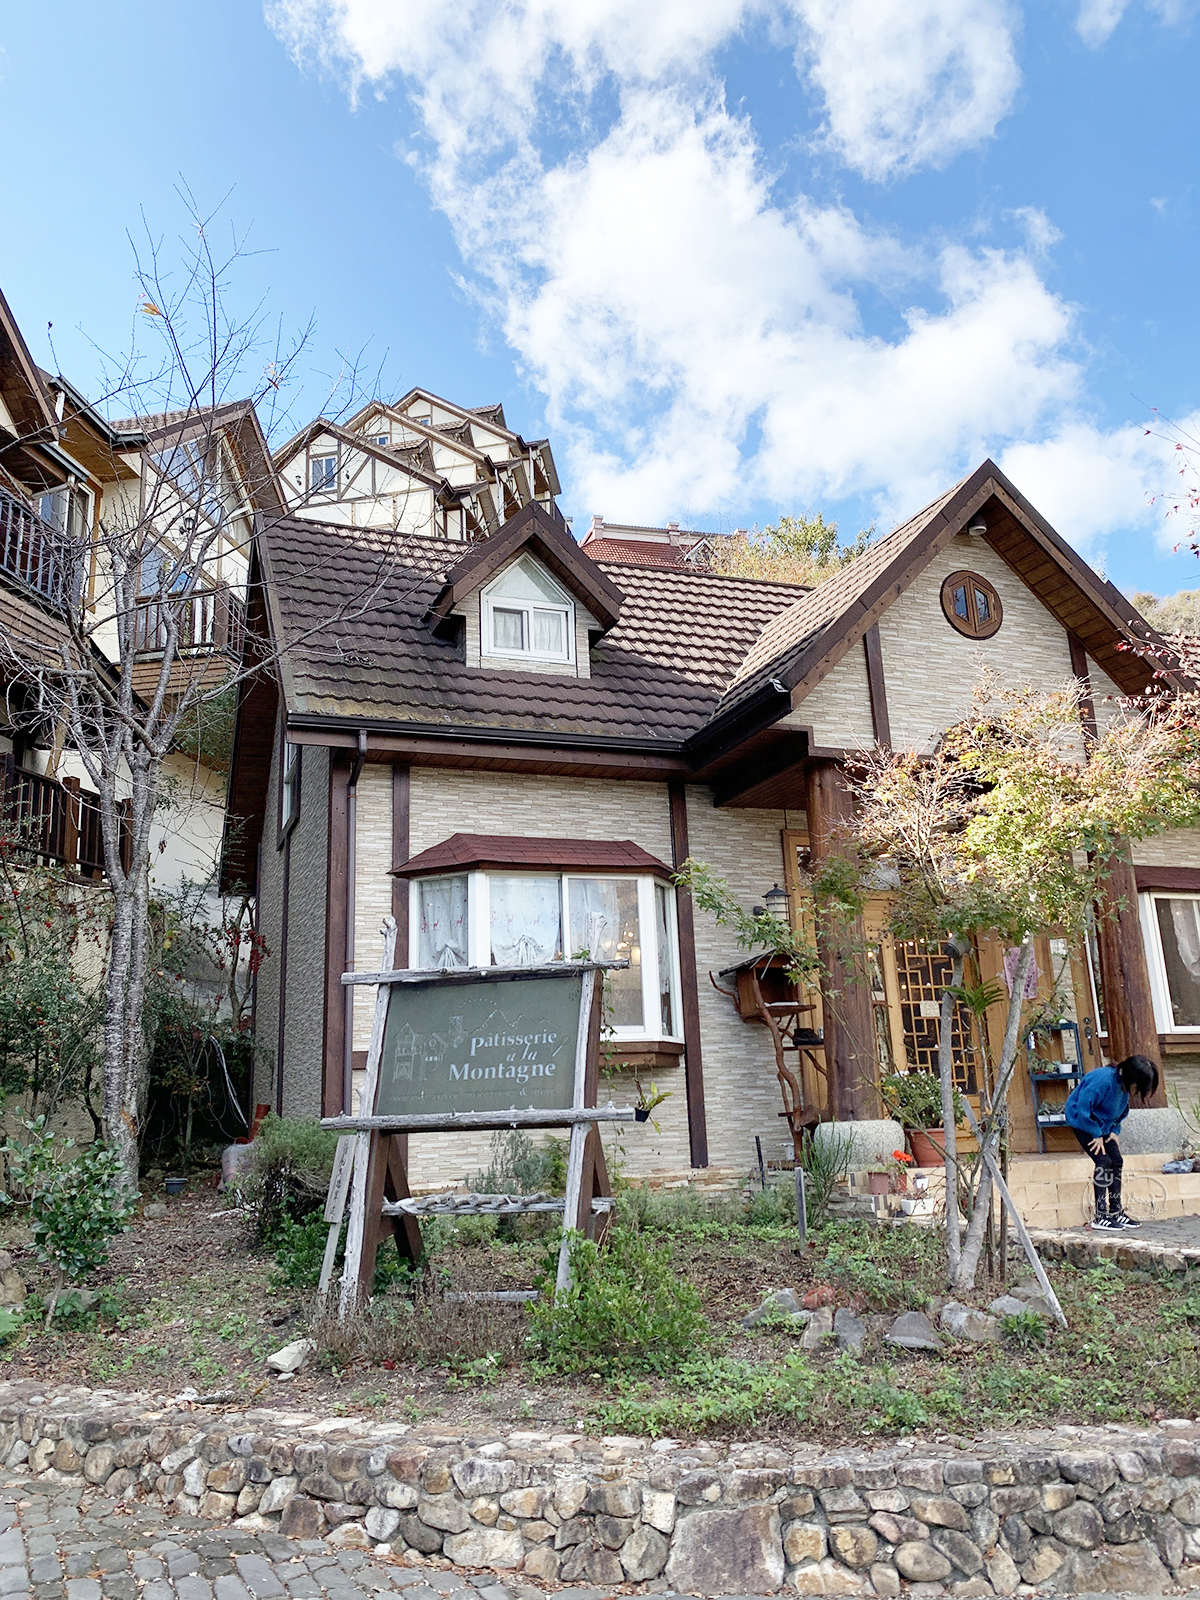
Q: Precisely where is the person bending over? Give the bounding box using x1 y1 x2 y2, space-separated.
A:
1063 1054 1159 1231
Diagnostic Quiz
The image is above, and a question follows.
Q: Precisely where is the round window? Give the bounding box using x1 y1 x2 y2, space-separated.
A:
940 571 1002 639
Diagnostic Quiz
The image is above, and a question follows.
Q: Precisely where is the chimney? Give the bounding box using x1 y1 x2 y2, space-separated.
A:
666 520 680 546
587 515 605 540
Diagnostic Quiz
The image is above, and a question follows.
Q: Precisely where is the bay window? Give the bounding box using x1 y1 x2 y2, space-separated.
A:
410 869 682 1041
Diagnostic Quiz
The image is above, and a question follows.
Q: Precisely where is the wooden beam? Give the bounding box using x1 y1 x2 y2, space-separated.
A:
391 764 411 963
1095 844 1164 1102
322 754 351 1118
1068 633 1099 745
863 623 891 747
806 761 878 1120
669 780 709 1169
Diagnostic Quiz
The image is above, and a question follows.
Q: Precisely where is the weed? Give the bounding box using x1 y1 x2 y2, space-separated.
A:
0 1307 22 1343
311 1286 526 1372
600 1351 817 1435
529 1227 707 1377
1002 1309 1049 1350
444 1351 506 1389
473 1130 567 1196
240 1115 339 1242
798 1126 855 1228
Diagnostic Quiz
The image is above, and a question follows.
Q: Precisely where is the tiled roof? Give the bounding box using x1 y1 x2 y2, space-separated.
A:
715 477 967 719
391 833 671 877
263 516 806 744
575 538 689 569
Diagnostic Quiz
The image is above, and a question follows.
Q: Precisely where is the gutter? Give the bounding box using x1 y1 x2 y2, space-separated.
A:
343 728 368 1115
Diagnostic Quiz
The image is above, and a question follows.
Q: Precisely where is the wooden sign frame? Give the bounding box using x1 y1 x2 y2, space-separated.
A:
320 917 636 1315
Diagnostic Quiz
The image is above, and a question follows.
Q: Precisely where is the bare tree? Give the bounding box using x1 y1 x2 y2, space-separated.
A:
0 199 429 1185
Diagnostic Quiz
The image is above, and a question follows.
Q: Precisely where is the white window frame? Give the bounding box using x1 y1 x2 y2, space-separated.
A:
309 453 338 494
407 869 683 1043
481 564 575 665
1141 890 1200 1034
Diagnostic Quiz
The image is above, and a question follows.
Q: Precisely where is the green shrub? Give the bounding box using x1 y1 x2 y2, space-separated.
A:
529 1226 707 1376
472 1129 566 1195
240 1115 338 1242
798 1125 855 1228
0 1118 136 1323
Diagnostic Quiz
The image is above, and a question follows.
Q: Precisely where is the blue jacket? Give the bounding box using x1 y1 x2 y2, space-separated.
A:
1064 1065 1128 1140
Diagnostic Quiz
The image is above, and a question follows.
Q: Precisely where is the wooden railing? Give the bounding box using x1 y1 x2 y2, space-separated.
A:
0 757 125 880
133 584 245 659
0 488 72 611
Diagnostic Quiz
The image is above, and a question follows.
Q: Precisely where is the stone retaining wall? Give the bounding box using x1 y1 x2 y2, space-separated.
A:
2 1384 1198 1596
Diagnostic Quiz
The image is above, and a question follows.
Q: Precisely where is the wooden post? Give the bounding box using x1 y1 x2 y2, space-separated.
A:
62 776 81 874
1095 843 1163 1102
805 761 878 1120
668 781 708 1167
339 917 398 1317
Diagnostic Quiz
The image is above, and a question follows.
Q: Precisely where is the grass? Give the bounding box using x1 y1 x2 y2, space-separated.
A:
1 1179 1197 1442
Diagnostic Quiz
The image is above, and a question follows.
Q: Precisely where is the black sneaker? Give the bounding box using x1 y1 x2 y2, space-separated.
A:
1111 1210 1141 1229
1089 1214 1120 1231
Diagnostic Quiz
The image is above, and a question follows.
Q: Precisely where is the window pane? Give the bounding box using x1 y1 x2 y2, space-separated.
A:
953 584 969 621
974 587 991 621
492 607 525 651
1156 897 1200 1026
310 456 336 490
417 875 469 969
492 555 572 603
531 608 565 655
489 875 562 965
570 878 643 1028
655 882 678 1036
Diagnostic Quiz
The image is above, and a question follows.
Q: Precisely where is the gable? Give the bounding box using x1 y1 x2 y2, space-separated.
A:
877 533 1077 750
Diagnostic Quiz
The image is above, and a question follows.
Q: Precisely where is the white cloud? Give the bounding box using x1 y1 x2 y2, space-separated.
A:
792 0 1021 180
267 0 1095 527
999 415 1200 550
1075 0 1195 47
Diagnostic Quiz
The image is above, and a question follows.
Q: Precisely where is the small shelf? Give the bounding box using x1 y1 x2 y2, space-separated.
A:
1026 1021 1083 1152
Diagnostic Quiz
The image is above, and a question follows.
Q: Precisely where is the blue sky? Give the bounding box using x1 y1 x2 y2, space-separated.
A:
2 0 1198 598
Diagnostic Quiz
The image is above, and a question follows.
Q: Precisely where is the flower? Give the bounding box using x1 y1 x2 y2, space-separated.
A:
892 1150 913 1163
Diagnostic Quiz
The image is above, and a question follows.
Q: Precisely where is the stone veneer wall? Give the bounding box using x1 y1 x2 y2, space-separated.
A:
2 1385 1198 1596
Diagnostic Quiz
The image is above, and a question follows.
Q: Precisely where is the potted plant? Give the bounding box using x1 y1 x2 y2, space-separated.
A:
888 1149 914 1193
879 1070 964 1168
633 1080 672 1126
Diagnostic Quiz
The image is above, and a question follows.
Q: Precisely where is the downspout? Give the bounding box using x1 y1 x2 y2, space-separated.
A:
342 730 368 1115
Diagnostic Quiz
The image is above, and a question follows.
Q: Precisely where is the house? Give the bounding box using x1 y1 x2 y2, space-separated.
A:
578 517 737 570
0 280 283 896
224 453 1199 1188
273 388 560 542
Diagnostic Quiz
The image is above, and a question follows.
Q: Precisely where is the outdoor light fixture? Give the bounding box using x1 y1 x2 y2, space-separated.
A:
755 882 790 919
967 519 988 537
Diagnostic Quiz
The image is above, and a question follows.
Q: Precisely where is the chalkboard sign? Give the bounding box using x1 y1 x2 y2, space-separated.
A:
375 969 583 1117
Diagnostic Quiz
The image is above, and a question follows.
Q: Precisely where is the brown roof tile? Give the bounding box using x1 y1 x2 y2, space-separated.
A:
390 833 671 877
262 515 806 745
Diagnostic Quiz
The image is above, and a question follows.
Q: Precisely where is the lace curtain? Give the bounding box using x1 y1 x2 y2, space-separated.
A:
416 875 469 969
568 877 643 1027
489 875 562 966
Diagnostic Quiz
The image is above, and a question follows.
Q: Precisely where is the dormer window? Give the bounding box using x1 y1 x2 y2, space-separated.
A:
482 556 574 664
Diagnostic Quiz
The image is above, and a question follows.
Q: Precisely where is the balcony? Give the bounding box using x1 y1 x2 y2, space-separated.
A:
0 488 72 612
1 758 127 881
133 584 246 659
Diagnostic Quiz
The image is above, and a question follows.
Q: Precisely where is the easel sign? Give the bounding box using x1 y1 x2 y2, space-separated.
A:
321 917 636 1316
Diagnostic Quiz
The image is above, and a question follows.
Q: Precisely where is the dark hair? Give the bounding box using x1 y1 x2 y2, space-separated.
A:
1116 1054 1159 1103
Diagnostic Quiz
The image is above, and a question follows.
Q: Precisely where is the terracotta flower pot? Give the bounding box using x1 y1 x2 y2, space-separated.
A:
906 1128 946 1168
868 1171 890 1196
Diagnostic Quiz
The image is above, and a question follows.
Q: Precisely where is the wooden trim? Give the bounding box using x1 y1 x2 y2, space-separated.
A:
283 726 691 779
940 570 1003 639
603 1040 685 1071
669 780 708 1168
862 623 891 748
322 755 351 1118
391 765 411 960
1136 866 1200 894
276 834 291 1117
1068 633 1099 745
